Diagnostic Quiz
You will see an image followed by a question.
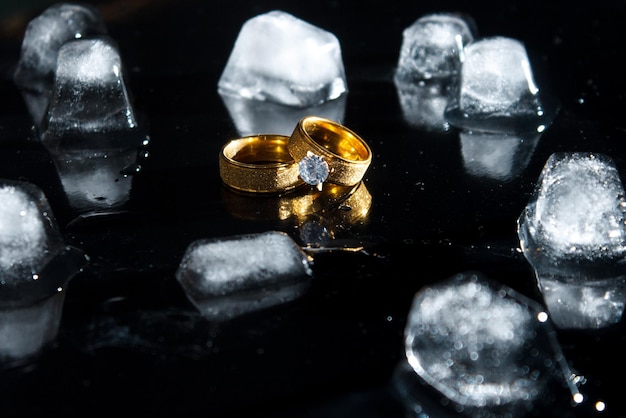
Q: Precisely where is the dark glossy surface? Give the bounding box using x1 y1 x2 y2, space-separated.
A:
1 1 625 417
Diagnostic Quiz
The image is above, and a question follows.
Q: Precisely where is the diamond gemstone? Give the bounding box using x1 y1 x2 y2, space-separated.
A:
298 151 329 190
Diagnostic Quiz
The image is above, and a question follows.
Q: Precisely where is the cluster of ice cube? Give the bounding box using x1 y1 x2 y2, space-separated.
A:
395 12 557 134
13 3 148 214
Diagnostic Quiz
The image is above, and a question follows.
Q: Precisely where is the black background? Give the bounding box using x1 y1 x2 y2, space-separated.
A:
1 1 626 417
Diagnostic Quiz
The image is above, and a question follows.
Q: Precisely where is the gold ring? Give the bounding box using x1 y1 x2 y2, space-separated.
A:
219 135 304 194
288 116 372 190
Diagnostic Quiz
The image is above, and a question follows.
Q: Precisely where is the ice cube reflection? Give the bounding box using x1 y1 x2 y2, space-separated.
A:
0 179 87 368
517 152 626 329
218 10 347 108
400 272 577 417
395 81 453 132
459 129 541 181
220 93 346 136
175 231 313 321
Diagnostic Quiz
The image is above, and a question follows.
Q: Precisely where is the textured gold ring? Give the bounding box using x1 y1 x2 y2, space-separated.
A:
219 135 304 194
288 116 372 190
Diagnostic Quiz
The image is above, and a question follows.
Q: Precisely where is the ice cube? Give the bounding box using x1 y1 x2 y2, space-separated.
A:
518 152 626 264
0 180 65 283
175 231 313 321
445 36 557 134
402 272 578 415
517 152 626 329
459 130 540 180
43 36 137 139
218 10 347 108
0 179 88 367
13 3 107 126
394 12 475 84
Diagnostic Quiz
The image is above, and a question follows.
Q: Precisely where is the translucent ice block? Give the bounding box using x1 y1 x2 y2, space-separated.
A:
517 152 626 329
176 231 313 321
13 3 107 96
13 3 107 126
43 36 138 139
402 272 579 416
0 179 88 367
218 10 347 108
445 36 557 134
394 13 475 84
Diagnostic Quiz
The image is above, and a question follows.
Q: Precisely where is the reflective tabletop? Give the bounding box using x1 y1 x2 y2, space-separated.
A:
0 1 625 417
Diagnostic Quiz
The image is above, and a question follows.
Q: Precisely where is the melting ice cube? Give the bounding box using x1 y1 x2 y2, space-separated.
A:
13 3 107 126
218 10 347 108
394 12 475 84
0 179 87 367
175 231 313 321
445 36 557 134
401 272 577 416
518 152 626 329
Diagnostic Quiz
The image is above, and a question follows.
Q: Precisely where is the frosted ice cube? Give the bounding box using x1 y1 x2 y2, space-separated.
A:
176 231 313 321
13 3 107 96
218 10 347 108
0 180 65 283
403 272 576 414
518 152 626 265
459 130 540 180
394 13 475 84
445 36 557 134
43 36 137 138
517 152 626 329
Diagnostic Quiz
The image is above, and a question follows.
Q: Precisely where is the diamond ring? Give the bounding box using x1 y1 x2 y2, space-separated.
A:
219 135 305 194
288 116 372 190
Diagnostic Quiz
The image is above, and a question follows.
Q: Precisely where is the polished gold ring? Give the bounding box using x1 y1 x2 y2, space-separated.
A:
219 135 304 194
288 116 372 190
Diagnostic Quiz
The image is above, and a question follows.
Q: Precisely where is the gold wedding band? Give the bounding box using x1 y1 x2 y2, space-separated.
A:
219 135 304 194
288 116 372 188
